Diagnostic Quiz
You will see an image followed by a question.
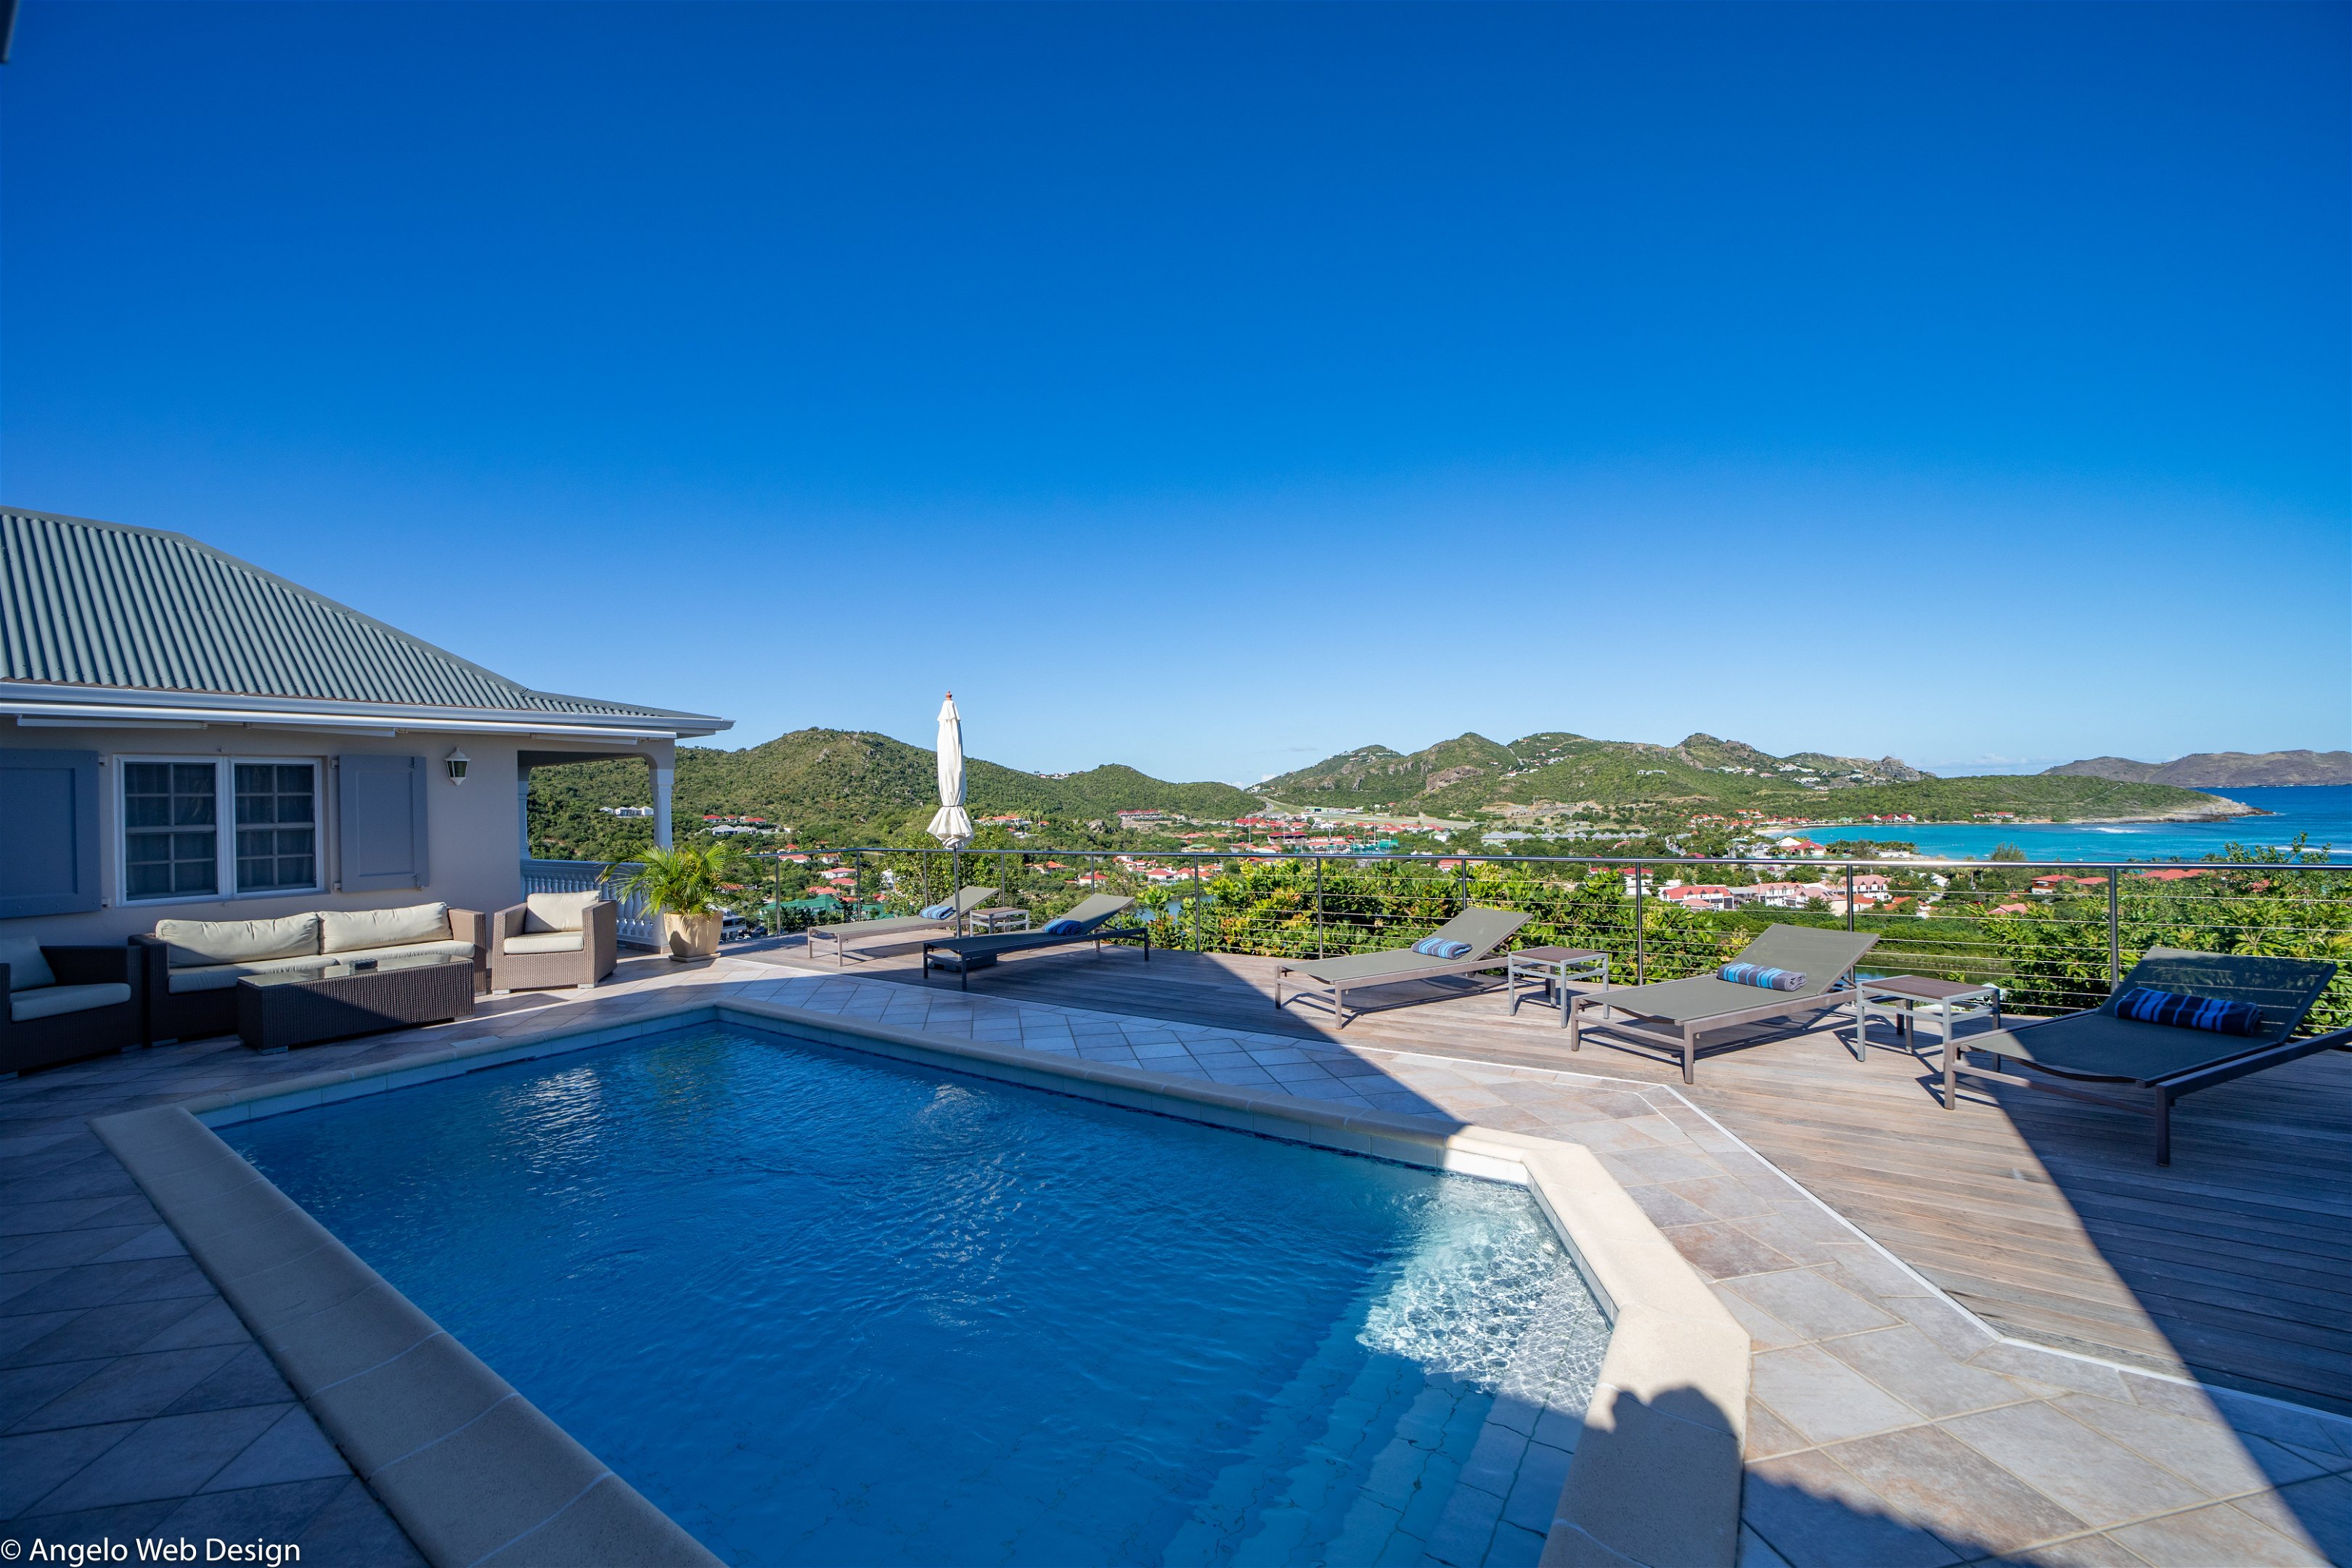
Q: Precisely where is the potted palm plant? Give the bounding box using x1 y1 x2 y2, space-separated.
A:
610 843 739 960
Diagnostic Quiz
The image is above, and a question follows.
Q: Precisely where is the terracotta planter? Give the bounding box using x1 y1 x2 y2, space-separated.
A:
659 911 722 961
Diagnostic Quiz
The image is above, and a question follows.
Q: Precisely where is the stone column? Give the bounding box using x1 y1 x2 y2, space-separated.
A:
653 763 674 850
517 772 532 862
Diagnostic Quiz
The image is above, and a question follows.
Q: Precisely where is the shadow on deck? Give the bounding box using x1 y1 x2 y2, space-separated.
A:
738 932 2352 1420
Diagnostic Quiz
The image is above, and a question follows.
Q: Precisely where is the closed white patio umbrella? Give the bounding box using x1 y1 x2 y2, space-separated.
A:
927 693 974 933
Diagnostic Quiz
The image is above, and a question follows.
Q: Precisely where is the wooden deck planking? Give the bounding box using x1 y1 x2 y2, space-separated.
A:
746 936 2352 1414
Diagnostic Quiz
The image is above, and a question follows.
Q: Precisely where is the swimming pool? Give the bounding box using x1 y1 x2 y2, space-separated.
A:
226 1022 1607 1567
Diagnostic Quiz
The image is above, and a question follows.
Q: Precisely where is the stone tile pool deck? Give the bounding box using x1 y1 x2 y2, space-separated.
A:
5 953 2351 1567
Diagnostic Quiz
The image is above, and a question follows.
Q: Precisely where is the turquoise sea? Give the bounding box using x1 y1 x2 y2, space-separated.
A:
1794 785 2351 863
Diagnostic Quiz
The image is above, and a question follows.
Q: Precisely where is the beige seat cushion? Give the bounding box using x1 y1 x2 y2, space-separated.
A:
168 939 475 992
156 913 319 968
12 982 131 1022
502 931 585 956
0 936 57 992
523 891 603 934
322 903 450 954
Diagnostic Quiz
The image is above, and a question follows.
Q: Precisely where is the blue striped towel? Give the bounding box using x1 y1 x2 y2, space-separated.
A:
1042 918 1085 935
920 903 957 920
1721 963 1807 992
2114 987 2264 1036
1414 937 1472 958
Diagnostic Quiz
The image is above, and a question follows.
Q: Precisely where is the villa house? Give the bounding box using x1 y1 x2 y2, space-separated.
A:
0 509 730 944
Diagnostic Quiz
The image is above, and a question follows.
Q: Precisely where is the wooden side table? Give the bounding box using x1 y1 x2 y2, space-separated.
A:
1507 946 1610 1027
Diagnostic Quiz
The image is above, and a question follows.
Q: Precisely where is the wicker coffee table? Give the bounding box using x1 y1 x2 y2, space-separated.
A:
236 952 476 1053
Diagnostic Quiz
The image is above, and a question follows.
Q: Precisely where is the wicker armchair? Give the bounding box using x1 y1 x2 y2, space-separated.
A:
1 944 142 1077
489 896 617 992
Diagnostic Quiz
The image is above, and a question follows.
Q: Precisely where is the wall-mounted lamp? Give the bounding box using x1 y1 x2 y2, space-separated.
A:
444 748 470 785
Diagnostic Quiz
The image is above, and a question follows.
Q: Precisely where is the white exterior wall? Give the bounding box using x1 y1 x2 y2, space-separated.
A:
0 726 669 944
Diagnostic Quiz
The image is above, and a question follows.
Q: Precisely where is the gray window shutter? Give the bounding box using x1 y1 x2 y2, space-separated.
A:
0 749 102 917
337 754 430 891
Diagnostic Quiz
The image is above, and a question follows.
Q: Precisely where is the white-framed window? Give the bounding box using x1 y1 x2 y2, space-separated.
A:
120 757 321 904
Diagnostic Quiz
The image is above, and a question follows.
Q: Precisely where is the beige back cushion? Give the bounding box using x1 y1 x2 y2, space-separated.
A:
523 891 603 934
156 913 320 968
0 936 57 992
321 902 452 955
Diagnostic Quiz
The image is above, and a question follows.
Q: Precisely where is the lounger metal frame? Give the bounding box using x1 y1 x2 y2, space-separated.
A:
1940 947 2343 1164
1948 1021 2352 1166
1273 950 1519 1028
919 901 1150 991
1567 981 1869 1086
806 886 998 967
1271 909 1532 1028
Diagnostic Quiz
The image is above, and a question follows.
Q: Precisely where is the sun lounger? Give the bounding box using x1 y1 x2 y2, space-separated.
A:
1951 948 2344 1164
1273 907 1532 1027
920 894 1145 989
807 885 998 966
1567 923 1881 1083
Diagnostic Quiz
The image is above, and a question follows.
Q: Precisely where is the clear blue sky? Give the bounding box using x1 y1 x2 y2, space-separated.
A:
5 2 2345 783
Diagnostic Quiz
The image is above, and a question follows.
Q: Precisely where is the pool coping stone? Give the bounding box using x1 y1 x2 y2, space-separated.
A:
87 1101 721 1568
106 995 1752 1568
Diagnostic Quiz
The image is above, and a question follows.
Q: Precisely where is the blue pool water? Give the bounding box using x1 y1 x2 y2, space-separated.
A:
226 1024 1606 1567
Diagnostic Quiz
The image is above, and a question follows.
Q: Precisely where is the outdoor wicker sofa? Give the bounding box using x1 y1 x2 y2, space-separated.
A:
489 891 618 992
1948 947 2345 1164
1273 907 1532 1027
1 937 142 1076
920 894 1142 989
807 884 998 965
1565 923 1881 1083
134 904 485 1045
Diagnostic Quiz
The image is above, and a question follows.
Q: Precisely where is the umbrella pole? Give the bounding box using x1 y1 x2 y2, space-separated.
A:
951 846 961 937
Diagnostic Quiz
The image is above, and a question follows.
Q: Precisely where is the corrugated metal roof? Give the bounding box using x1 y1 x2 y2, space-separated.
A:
0 509 724 727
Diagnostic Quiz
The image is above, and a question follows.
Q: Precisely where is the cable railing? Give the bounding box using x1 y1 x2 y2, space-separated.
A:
777 845 2352 1032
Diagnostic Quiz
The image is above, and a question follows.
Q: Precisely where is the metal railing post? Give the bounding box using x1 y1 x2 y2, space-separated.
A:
1634 865 1646 986
2108 870 2122 989
1315 855 1326 959
1192 857 1201 952
1846 864 1856 932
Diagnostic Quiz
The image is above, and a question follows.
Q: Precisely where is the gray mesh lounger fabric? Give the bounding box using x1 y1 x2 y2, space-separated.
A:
1274 907 1533 1026
1951 947 2341 1164
1567 924 1881 1083
807 886 998 965
920 895 1144 989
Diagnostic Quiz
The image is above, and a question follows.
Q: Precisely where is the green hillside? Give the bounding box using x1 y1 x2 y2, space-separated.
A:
529 724 2259 861
1262 730 2248 826
527 728 1259 859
